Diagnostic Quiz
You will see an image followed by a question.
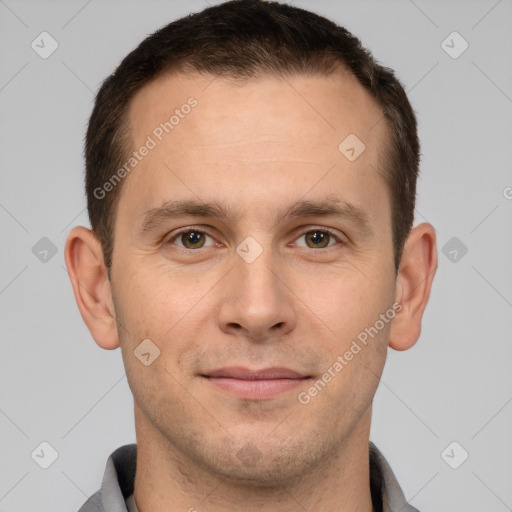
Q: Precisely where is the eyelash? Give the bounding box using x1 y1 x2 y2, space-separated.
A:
163 226 345 251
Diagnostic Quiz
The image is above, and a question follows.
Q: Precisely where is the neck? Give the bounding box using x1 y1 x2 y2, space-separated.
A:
132 404 375 512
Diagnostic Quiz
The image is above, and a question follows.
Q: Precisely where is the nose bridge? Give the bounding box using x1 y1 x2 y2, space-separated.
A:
216 233 296 338
234 234 283 308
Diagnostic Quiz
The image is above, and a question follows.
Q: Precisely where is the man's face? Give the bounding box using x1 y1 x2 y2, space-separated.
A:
111 69 397 482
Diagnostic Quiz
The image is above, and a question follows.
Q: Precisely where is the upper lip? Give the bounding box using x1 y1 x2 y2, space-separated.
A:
203 367 308 380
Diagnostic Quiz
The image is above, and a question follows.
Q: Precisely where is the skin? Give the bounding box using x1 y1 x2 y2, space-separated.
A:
65 68 437 512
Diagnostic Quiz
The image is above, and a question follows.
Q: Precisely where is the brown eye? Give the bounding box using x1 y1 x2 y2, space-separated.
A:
167 229 215 249
181 231 206 249
296 230 339 249
304 231 331 248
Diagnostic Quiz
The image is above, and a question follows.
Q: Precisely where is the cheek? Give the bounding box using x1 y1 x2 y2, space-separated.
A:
306 301 391 420
114 262 212 350
301 265 392 351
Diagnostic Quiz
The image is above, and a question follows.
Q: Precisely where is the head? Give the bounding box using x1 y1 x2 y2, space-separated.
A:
66 0 436 487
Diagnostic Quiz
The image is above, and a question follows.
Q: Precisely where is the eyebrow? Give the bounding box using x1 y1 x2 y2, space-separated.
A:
137 197 373 238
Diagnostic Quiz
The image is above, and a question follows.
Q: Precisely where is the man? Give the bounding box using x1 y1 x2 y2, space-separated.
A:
64 0 437 510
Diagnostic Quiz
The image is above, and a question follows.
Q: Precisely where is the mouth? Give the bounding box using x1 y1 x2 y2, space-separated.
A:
201 367 311 400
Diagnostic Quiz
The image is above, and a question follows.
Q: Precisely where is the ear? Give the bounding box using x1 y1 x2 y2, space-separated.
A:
64 226 120 350
389 222 437 351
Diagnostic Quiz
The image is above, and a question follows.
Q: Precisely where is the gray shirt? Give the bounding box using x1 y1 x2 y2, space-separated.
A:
77 442 419 512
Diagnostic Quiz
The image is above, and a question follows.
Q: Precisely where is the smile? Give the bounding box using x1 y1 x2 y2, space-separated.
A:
201 367 311 400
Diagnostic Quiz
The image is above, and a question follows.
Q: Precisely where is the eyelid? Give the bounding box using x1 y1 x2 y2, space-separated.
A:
164 225 346 250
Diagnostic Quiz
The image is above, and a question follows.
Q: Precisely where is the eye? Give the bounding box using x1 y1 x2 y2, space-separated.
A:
294 229 343 249
166 229 216 249
164 227 344 251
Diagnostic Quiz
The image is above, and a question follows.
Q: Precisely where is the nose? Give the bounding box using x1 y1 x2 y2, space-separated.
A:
215 243 297 343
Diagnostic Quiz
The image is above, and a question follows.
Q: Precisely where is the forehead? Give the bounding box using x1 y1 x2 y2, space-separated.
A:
128 68 386 149
118 68 390 230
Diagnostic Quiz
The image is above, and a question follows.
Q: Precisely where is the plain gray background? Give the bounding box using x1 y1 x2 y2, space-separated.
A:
1 0 511 510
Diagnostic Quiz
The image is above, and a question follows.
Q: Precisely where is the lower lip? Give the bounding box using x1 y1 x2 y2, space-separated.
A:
204 377 309 399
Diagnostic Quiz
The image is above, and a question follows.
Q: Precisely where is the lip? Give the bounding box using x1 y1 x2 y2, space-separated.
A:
202 367 310 400
204 366 306 379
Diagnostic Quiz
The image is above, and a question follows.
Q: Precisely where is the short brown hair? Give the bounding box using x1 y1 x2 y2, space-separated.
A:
85 0 419 273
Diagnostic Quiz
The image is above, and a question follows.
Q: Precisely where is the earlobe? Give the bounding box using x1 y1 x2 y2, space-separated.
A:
64 226 120 350
388 223 438 351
